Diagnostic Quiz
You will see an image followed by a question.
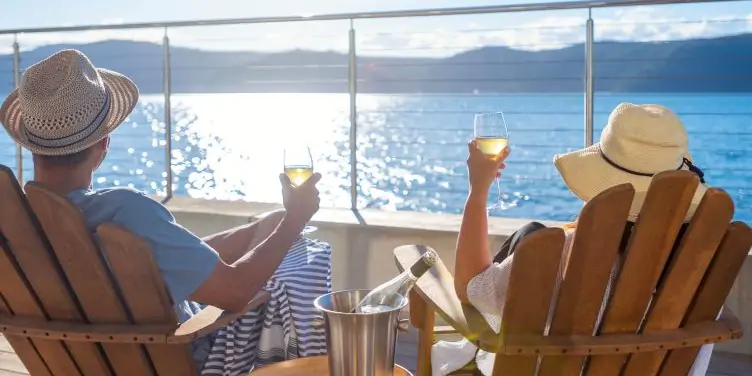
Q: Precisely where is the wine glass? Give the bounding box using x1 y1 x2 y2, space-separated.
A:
283 145 317 235
474 112 509 211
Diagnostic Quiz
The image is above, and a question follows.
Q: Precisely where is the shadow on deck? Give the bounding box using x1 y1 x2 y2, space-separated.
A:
3 331 752 375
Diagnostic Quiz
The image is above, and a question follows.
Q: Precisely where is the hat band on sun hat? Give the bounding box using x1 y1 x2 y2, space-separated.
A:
23 90 111 150
597 145 706 183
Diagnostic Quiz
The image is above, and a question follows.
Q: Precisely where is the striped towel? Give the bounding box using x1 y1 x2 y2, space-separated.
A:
200 237 332 375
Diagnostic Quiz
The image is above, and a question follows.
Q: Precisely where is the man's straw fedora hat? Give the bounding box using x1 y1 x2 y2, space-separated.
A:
1 49 139 156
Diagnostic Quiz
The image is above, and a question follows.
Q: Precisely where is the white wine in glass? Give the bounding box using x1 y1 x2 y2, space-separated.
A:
284 166 314 187
283 146 314 187
475 137 509 157
283 145 317 235
474 112 509 211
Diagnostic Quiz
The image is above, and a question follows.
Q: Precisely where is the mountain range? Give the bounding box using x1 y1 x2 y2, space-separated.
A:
1 33 751 93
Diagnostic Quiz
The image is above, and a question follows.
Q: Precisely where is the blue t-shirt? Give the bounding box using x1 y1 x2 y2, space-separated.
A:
67 187 220 366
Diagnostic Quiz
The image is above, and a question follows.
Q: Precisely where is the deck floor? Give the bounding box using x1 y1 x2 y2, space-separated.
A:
2 332 752 375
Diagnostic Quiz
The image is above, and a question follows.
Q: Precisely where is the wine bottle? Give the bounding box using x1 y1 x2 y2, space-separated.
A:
353 250 439 314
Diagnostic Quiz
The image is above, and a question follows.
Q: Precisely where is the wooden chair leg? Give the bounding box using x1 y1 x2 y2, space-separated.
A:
410 289 435 376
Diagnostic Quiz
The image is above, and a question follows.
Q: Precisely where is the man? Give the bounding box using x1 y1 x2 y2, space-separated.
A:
1 49 329 374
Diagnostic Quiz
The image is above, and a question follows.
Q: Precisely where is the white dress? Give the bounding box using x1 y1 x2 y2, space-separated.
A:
431 229 715 376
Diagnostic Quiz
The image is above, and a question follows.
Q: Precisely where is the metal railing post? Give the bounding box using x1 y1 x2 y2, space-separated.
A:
348 20 358 211
12 35 22 183
162 28 174 203
584 8 595 147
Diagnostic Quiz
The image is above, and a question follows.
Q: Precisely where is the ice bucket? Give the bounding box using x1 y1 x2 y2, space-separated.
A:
314 289 408 376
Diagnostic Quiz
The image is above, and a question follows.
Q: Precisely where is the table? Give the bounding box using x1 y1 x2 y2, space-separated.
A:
250 355 413 375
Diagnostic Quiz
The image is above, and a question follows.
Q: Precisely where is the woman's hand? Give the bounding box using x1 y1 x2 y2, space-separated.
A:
466 139 510 195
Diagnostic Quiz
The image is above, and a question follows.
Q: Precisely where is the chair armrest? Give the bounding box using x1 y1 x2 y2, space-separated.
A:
0 291 271 344
0 315 175 343
394 245 499 351
168 291 271 342
499 308 743 356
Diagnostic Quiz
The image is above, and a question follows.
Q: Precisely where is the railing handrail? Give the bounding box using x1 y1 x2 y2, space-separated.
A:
0 0 746 35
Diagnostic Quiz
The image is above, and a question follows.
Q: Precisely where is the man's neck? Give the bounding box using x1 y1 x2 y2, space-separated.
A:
33 166 93 194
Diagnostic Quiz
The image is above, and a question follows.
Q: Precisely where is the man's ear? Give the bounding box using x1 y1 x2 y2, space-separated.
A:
95 136 110 151
91 136 110 171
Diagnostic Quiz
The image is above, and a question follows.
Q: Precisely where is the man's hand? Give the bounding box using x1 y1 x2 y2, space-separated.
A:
280 172 321 227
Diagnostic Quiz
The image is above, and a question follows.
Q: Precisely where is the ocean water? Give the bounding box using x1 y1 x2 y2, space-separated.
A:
0 92 749 223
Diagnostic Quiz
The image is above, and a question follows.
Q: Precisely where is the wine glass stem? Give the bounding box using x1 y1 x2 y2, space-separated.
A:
495 178 502 207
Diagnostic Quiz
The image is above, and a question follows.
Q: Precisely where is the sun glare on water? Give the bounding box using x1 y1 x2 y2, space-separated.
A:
153 93 356 206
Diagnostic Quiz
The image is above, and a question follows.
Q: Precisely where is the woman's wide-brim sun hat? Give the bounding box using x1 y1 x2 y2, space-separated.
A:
0 49 139 156
553 102 707 221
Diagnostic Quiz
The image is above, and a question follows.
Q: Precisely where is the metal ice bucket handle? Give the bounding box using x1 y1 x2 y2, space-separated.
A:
313 315 410 332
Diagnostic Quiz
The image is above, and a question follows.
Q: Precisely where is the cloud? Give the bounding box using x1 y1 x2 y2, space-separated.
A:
99 18 127 25
0 7 750 57
359 7 752 56
0 27 165 54
597 7 752 43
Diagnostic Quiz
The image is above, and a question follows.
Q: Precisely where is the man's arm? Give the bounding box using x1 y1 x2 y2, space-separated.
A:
202 209 286 264
117 198 305 313
189 173 321 312
111 173 319 313
189 214 306 311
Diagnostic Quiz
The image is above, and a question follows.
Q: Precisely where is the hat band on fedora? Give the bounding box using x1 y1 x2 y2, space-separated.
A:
597 145 706 183
23 90 111 150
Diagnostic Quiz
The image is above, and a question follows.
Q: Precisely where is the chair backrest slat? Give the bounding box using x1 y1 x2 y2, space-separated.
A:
586 172 700 375
659 221 752 375
492 228 565 376
97 224 197 375
537 183 634 376
26 182 153 375
0 166 109 375
1 165 201 375
23 182 156 375
620 188 734 376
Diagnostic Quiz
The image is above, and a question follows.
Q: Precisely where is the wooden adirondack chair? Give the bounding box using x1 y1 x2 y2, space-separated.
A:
395 170 752 376
0 164 270 375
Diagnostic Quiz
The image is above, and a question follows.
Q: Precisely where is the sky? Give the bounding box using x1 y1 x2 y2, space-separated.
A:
1 0 751 56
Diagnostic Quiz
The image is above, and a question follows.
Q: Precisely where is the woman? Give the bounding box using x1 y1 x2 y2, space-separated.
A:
432 103 713 376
